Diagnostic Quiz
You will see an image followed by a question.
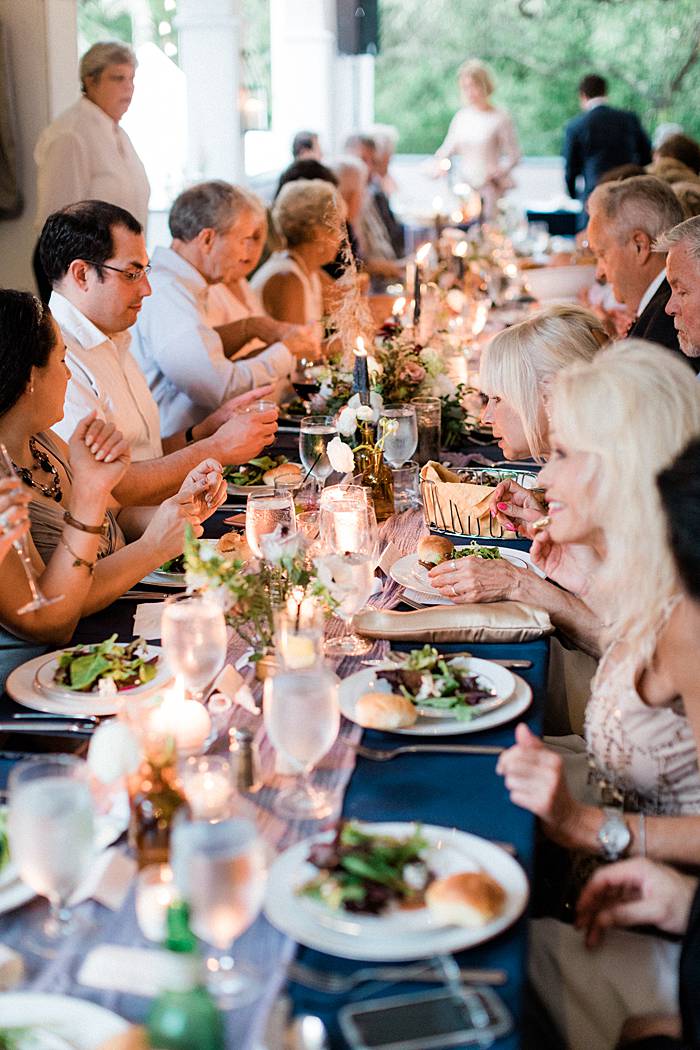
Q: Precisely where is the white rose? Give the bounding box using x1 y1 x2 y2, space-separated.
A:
337 406 358 437
326 435 355 474
356 404 374 422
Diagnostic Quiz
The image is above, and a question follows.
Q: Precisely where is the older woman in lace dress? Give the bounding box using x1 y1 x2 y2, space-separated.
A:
496 341 700 1049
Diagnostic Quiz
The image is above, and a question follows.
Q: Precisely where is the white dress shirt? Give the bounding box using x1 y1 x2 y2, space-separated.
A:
50 292 163 461
636 269 667 318
34 97 150 230
132 247 293 435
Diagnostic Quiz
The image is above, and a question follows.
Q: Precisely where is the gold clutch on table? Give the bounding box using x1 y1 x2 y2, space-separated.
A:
354 601 553 644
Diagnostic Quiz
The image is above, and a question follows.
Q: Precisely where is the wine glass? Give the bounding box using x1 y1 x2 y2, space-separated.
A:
161 594 227 701
299 415 338 482
170 815 267 1005
378 404 418 468
318 551 375 656
0 444 63 614
245 491 296 559
263 668 340 818
7 754 95 952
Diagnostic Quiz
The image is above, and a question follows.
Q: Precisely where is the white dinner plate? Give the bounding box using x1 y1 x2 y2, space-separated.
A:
0 798 129 916
140 538 218 587
358 655 514 718
226 462 302 497
339 667 532 736
390 550 533 599
264 822 529 961
0 994 128 1048
6 645 170 716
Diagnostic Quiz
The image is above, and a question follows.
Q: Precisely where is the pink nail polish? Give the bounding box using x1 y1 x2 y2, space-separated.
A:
497 502 509 512
504 522 517 532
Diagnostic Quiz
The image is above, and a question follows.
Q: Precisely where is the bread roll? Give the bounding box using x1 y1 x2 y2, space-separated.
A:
417 535 455 569
263 462 302 486
217 530 248 557
96 1028 150 1050
355 691 417 730
425 871 506 927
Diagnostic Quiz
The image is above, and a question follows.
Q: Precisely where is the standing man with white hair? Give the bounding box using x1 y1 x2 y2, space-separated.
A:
586 176 694 365
133 180 318 435
660 216 700 361
33 42 149 302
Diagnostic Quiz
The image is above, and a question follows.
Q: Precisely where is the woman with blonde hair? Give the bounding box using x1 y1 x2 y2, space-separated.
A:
251 179 345 338
434 58 520 219
430 305 606 653
496 341 700 1049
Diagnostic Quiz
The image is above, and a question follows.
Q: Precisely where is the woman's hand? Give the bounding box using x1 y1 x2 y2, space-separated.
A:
0 478 30 563
531 532 597 596
178 459 227 521
68 413 131 496
496 723 582 846
575 858 697 948
429 555 525 603
140 491 205 563
489 480 546 537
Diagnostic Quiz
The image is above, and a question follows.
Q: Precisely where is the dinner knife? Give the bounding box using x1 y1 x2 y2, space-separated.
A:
0 719 96 735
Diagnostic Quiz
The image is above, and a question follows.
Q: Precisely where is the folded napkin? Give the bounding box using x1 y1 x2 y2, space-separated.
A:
78 944 184 998
212 664 259 715
378 541 403 576
355 600 553 644
133 601 167 640
402 587 454 607
421 461 504 539
70 847 136 911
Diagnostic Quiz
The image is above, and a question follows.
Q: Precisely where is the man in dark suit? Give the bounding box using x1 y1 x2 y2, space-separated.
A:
563 74 652 207
587 175 700 371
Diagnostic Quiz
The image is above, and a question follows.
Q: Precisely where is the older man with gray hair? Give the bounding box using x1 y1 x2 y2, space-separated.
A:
587 175 686 355
658 215 700 361
133 180 318 435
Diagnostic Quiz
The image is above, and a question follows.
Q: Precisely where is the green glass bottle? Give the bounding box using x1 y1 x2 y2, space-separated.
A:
147 902 226 1050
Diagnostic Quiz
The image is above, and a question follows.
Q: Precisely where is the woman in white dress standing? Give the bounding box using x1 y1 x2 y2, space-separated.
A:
435 59 520 220
33 42 150 301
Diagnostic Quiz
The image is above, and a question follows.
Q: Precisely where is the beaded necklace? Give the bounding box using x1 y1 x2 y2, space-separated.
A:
12 437 63 502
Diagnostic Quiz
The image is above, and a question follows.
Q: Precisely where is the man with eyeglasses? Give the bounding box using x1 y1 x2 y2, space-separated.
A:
40 199 277 504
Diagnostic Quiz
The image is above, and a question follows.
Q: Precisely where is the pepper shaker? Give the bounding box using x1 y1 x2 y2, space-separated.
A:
229 727 262 793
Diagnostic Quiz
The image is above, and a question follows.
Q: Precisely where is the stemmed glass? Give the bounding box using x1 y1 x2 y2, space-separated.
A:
319 552 375 656
378 404 418 468
299 415 338 483
170 816 267 1006
245 490 296 559
7 754 95 953
263 668 340 818
161 594 227 701
0 444 63 613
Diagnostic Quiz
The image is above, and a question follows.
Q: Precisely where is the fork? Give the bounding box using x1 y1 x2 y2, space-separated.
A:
349 741 504 760
286 960 507 994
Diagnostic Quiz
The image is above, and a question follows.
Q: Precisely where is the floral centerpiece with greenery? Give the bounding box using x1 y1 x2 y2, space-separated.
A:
183 525 335 661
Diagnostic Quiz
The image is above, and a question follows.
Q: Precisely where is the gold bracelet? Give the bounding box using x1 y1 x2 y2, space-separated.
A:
64 510 107 535
60 537 96 575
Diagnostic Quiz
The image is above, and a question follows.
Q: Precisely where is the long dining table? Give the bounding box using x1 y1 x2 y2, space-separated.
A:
0 489 549 1049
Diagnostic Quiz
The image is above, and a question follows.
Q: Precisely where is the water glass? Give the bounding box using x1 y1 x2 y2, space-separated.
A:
274 472 320 513
263 668 340 818
179 755 234 821
378 404 418 468
245 490 296 559
299 415 338 482
274 598 325 671
170 815 267 1005
318 552 375 656
411 396 442 465
391 460 420 511
135 863 178 942
8 754 95 949
161 593 227 700
318 497 377 560
243 400 277 414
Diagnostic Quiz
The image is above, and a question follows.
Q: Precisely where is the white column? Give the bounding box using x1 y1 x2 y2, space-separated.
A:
270 0 336 165
333 52 375 151
175 0 244 184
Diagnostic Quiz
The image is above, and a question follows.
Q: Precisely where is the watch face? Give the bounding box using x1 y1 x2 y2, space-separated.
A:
600 813 630 856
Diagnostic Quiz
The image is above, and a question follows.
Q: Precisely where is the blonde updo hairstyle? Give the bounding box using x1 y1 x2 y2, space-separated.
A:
548 340 700 657
479 304 607 460
458 60 495 99
272 179 344 248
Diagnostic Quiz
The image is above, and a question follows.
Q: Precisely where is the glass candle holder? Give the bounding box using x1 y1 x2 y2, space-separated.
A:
274 597 325 671
411 396 442 465
135 863 177 942
179 755 234 821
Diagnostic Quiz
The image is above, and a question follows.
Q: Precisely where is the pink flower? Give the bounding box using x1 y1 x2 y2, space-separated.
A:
400 361 426 383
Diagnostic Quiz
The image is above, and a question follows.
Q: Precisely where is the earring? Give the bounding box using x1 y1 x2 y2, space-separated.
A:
29 382 35 394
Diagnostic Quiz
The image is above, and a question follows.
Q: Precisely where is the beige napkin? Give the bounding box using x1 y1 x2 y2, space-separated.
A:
212 664 260 715
355 601 553 643
78 944 182 998
70 847 136 911
421 461 504 538
133 601 167 640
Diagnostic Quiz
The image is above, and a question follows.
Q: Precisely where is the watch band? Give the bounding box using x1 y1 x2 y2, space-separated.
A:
185 425 196 445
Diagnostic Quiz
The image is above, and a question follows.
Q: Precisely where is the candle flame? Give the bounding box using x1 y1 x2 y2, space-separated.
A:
416 243 431 265
439 157 451 172
354 335 367 357
450 209 464 225
453 241 468 258
473 301 489 336
392 296 406 316
432 195 444 214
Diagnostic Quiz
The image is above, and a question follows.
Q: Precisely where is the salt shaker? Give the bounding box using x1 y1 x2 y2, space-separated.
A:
229 727 262 793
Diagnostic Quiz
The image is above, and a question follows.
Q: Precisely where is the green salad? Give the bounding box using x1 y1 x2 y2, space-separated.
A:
0 808 8 876
376 645 496 720
53 634 158 693
452 541 502 561
223 454 289 487
300 821 432 915
158 553 185 574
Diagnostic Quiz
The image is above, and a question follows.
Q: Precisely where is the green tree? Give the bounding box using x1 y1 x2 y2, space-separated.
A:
375 0 700 154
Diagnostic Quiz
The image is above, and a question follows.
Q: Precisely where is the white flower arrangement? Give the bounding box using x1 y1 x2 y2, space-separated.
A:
327 435 355 474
